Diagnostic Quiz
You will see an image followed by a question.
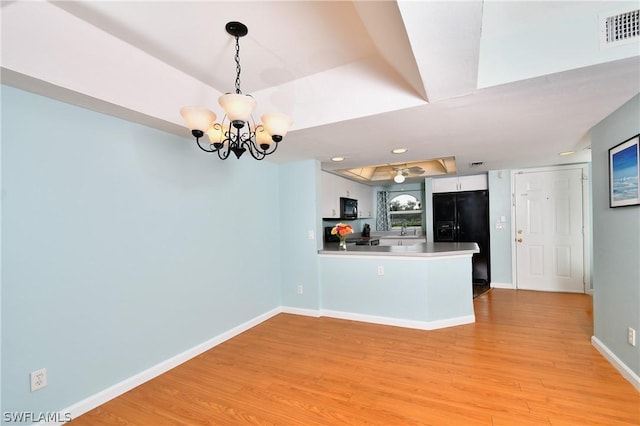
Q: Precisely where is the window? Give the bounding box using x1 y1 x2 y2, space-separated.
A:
389 194 422 229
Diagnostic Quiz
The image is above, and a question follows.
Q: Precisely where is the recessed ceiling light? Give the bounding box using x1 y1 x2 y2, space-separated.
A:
392 148 408 154
559 151 575 156
331 156 345 162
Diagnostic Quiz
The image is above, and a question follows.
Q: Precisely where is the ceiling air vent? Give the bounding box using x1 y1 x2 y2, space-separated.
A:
601 8 639 48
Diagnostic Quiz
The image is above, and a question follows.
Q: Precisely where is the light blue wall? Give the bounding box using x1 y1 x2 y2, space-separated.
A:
590 94 640 376
1 86 282 416
488 171 512 285
279 160 322 309
320 255 474 322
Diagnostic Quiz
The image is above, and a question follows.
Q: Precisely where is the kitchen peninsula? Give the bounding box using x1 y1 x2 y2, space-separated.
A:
317 242 479 331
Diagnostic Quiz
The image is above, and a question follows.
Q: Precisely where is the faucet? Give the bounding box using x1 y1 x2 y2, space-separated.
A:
400 225 407 236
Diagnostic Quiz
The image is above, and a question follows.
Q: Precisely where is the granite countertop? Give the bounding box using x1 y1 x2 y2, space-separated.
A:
319 242 479 257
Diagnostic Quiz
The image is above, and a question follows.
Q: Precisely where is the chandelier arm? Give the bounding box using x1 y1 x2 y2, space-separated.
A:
244 138 266 160
216 140 231 160
225 124 245 159
217 148 231 160
196 138 216 153
218 126 236 160
231 123 243 147
246 149 266 161
245 135 280 160
246 118 272 159
262 141 280 156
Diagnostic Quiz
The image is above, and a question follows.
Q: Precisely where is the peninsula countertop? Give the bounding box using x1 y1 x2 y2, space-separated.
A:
319 242 479 257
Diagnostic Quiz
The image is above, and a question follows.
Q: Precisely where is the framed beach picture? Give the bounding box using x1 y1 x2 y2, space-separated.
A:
609 134 640 208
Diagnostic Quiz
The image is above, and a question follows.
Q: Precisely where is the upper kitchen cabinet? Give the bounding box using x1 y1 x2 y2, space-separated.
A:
321 172 342 218
432 174 488 193
320 171 373 219
352 185 373 219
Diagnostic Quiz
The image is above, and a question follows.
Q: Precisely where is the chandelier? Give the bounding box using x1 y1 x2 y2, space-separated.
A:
180 22 292 160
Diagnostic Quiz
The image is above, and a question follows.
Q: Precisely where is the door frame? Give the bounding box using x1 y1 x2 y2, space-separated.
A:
510 164 592 294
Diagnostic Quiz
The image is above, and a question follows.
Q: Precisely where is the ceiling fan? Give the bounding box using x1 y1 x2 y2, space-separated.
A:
391 164 425 183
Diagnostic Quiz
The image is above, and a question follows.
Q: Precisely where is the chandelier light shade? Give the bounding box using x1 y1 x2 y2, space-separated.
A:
218 93 256 123
180 107 217 138
261 113 293 142
180 21 292 160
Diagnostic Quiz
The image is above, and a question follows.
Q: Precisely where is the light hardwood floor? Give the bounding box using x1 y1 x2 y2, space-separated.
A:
70 289 639 425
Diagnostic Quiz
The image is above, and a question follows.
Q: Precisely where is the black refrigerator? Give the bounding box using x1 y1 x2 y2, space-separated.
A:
433 190 490 285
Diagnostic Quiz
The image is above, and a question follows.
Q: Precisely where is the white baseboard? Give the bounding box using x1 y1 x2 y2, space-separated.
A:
280 306 475 330
490 282 513 289
320 309 475 331
591 336 640 391
58 308 282 425
280 306 321 317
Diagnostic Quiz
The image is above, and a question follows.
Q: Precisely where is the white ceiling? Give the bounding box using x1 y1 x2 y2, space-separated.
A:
2 1 639 183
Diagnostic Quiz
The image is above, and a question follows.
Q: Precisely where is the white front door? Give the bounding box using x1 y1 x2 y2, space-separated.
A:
514 167 585 293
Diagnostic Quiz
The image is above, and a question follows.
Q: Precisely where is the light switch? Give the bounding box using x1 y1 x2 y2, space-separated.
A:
307 230 315 240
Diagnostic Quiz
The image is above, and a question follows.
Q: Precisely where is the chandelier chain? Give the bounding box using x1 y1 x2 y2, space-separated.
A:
234 36 242 94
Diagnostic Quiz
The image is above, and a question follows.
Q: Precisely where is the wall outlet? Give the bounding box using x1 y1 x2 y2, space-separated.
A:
297 285 303 295
30 368 47 392
628 327 636 346
377 266 384 276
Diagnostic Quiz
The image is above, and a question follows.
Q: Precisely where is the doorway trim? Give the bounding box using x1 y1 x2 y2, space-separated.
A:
510 164 592 294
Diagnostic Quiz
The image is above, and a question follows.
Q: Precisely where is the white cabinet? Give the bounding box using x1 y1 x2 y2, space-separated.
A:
360 195 373 219
432 174 487 193
320 172 374 219
321 173 341 218
352 185 373 218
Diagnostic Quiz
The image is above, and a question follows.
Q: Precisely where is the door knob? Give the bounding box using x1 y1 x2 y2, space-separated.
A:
517 238 523 243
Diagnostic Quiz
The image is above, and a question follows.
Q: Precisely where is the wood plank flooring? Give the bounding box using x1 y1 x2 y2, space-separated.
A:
70 289 639 425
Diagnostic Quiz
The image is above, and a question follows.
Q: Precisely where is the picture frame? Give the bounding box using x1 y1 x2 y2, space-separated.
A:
609 134 640 208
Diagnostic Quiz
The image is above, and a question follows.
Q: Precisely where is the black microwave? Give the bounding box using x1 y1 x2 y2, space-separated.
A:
340 197 358 219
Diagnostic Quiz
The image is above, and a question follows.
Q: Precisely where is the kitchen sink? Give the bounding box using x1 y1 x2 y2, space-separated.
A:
372 232 424 239
371 232 425 246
